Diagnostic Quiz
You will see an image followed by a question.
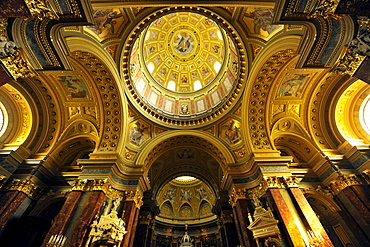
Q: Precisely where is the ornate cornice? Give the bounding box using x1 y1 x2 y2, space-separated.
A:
331 47 366 75
329 174 364 195
4 179 42 199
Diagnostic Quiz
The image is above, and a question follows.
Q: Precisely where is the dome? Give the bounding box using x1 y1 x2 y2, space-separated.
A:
123 8 245 127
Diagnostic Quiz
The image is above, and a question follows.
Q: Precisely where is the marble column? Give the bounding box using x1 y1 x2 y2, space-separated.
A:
134 214 153 247
330 174 370 242
41 190 82 247
220 213 240 247
289 187 333 245
121 200 140 247
265 176 334 247
68 191 105 247
0 190 27 231
230 193 256 247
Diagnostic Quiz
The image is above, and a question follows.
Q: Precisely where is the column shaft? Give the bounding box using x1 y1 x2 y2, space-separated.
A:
41 191 82 247
121 201 139 247
0 191 27 231
68 191 105 247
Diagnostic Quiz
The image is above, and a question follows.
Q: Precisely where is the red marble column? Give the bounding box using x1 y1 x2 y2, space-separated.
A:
121 201 139 247
0 191 27 231
290 188 334 247
342 186 370 225
233 199 256 247
41 191 82 247
68 191 105 247
268 188 306 247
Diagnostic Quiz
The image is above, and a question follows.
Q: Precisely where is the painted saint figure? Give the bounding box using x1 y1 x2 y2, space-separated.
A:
129 122 147 146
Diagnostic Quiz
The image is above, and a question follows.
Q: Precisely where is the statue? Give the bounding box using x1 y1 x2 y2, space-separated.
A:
111 196 122 213
0 36 17 58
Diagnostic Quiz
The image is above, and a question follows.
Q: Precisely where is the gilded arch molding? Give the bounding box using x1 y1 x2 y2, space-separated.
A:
136 130 235 169
244 49 297 153
70 51 127 154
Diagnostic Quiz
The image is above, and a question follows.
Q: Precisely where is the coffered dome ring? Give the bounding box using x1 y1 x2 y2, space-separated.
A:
122 7 246 128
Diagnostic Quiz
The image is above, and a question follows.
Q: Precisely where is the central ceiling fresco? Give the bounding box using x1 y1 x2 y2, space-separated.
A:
123 8 246 127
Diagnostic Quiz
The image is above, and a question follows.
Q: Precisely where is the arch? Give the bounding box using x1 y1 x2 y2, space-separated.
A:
160 201 174 218
67 50 129 155
242 36 301 155
136 130 235 168
179 203 194 218
0 83 33 151
199 200 213 217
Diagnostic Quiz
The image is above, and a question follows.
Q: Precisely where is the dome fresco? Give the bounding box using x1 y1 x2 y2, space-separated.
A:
126 10 244 126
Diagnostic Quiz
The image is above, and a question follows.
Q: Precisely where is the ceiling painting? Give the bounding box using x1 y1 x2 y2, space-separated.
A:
243 7 283 39
278 74 310 98
219 119 242 145
86 8 125 38
59 75 90 99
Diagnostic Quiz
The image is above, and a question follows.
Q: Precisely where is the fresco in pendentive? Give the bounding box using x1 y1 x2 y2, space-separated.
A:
243 7 282 38
220 119 242 145
128 121 149 146
87 8 124 37
279 74 310 97
59 76 89 99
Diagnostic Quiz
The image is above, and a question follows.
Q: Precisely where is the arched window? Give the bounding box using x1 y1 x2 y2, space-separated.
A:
0 102 7 138
360 94 370 135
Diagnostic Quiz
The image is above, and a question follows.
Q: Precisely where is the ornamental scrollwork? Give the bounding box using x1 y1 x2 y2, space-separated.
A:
308 0 340 19
0 50 35 79
25 0 59 20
